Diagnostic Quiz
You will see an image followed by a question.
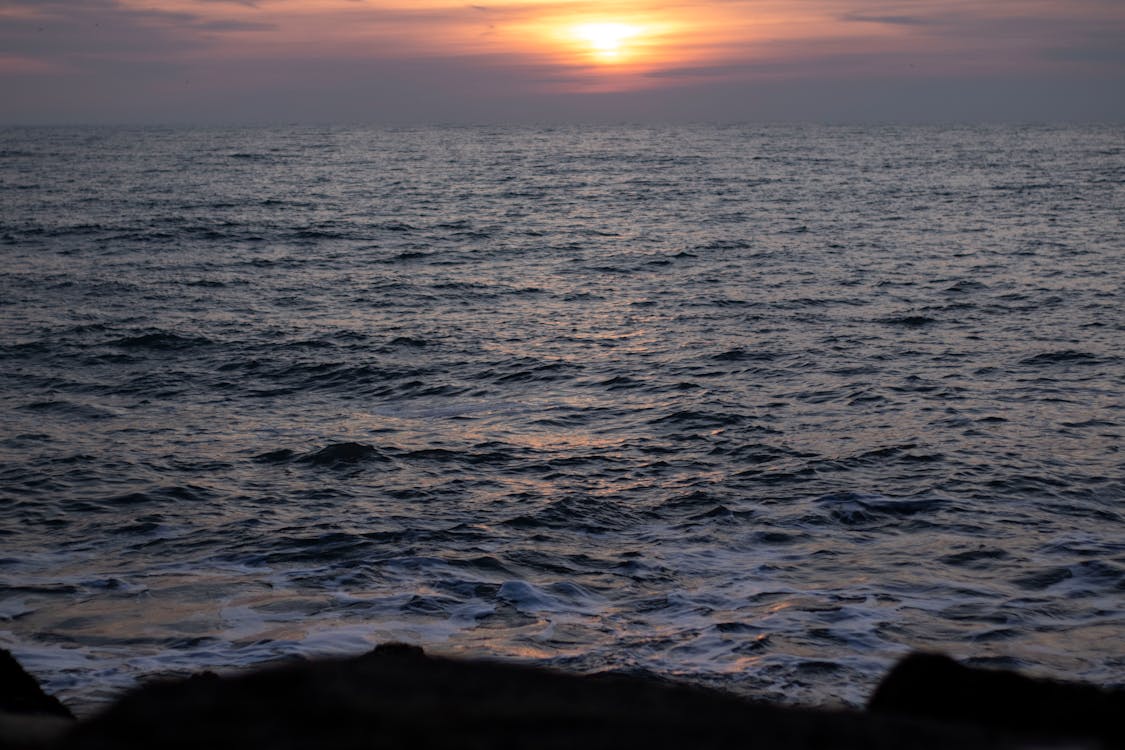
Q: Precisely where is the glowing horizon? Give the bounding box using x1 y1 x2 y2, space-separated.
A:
12 1 1123 81
1 0 1122 122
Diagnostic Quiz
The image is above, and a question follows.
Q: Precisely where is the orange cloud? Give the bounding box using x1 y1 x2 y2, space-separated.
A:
10 0 1125 94
126 2 1110 66
85 0 884 92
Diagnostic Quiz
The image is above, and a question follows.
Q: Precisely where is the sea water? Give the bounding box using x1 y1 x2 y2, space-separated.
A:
1 124 1123 714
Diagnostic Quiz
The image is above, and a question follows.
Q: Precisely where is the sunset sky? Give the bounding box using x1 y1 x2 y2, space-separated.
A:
2 0 1124 123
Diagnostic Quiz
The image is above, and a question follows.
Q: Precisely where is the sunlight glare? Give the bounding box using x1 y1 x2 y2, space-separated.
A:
570 22 642 62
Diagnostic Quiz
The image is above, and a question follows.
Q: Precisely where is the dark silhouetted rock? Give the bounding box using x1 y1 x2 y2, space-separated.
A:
0 649 74 749
7 646 1118 749
62 646 1008 750
869 652 1125 747
0 650 72 719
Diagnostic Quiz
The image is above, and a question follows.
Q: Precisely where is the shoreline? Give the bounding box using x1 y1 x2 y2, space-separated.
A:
3 646 1121 749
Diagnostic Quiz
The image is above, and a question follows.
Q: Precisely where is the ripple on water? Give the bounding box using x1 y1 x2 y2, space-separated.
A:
1 123 1123 713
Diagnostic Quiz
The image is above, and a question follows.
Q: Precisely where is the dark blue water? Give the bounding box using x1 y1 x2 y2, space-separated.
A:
2 124 1123 714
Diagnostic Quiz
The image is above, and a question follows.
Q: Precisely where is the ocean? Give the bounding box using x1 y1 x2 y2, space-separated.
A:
1 124 1122 715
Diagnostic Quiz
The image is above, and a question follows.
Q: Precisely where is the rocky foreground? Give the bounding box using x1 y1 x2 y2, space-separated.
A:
2 645 1122 749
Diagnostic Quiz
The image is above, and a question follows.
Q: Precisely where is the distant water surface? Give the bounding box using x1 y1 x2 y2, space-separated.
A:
1 124 1123 714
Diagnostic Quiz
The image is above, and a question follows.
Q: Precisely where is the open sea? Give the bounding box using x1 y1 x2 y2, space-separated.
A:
1 124 1123 715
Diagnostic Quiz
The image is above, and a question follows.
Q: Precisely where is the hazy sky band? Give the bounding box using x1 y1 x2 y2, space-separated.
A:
2 0 1124 123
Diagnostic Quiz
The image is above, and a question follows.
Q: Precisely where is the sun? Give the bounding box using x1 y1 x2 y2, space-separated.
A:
569 22 642 62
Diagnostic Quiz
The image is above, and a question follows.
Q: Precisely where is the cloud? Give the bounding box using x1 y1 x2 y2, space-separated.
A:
193 19 277 31
645 63 761 79
1042 33 1125 65
0 0 279 69
841 13 935 27
2 0 1123 123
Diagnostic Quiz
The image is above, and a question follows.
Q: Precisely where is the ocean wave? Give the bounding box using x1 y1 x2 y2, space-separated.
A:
3 123 1123 714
